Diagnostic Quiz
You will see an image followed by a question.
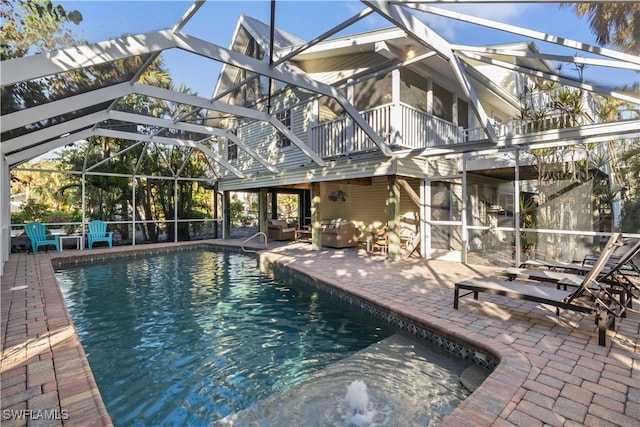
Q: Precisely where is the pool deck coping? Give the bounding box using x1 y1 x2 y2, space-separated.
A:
1 240 638 426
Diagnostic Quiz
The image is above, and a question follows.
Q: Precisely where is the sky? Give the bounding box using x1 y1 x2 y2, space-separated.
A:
51 1 639 98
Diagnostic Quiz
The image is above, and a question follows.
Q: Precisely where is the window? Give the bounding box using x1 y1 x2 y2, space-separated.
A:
227 129 238 161
498 193 514 217
276 109 291 148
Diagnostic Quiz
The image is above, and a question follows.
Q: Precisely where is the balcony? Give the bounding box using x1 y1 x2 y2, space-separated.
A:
310 102 590 159
311 103 473 158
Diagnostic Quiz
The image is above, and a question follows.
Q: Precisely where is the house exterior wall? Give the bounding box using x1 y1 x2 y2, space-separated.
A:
218 88 315 179
318 176 421 241
212 30 621 265
216 59 507 185
218 153 427 192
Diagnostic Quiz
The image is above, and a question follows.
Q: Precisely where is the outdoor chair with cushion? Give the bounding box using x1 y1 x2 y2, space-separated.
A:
268 219 295 241
87 220 113 249
24 221 61 254
454 233 624 346
370 226 388 256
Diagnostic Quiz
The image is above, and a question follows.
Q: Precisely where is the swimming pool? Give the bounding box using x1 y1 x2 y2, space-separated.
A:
55 248 482 426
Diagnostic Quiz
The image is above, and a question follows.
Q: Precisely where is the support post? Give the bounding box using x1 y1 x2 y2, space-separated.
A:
82 174 87 245
514 150 521 267
461 156 467 264
311 182 322 251
388 175 401 261
131 176 136 245
174 178 178 243
259 188 268 244
213 190 219 239
223 191 231 239
270 191 278 219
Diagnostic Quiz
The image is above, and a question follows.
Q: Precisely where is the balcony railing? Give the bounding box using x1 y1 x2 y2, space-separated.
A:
311 103 469 158
310 102 600 159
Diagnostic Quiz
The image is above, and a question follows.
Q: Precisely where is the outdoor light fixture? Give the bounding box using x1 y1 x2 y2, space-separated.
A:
405 45 416 60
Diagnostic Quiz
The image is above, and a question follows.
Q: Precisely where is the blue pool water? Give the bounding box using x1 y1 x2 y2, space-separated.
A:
55 249 478 426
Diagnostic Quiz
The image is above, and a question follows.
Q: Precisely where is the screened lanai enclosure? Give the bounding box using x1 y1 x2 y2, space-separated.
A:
2 0 640 271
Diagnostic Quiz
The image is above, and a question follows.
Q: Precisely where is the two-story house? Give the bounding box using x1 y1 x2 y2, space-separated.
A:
209 14 629 265
2 5 637 270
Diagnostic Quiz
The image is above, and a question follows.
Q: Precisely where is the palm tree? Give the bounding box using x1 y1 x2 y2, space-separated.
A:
563 3 640 54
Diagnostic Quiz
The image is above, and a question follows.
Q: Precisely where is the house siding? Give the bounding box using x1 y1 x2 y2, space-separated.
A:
318 176 421 239
218 153 428 191
220 89 315 178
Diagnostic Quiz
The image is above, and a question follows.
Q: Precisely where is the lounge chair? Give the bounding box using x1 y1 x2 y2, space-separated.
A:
454 233 623 346
501 238 640 309
24 221 61 254
87 220 113 249
519 239 630 275
519 258 590 273
598 239 640 305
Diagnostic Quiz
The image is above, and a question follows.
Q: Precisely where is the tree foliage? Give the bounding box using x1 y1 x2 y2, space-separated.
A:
1 0 82 60
563 2 640 54
6 0 214 242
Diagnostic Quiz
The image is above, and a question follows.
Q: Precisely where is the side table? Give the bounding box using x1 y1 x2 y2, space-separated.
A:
294 228 312 243
59 235 83 251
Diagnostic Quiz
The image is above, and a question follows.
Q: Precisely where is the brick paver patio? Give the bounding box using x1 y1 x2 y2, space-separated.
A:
1 241 638 426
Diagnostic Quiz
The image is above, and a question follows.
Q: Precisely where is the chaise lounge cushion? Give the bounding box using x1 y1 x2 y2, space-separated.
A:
320 219 358 248
268 219 296 240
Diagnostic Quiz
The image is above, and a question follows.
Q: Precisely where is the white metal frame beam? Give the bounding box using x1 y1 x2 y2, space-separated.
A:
132 83 326 165
183 6 376 122
2 82 132 132
2 28 390 158
453 45 640 72
1 111 110 155
457 51 640 105
5 129 95 167
93 128 245 178
0 30 179 87
109 110 279 173
362 0 498 142
172 31 392 155
2 81 322 168
400 2 640 66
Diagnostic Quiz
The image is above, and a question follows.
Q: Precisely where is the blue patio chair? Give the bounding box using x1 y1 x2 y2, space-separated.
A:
87 220 113 249
24 221 60 254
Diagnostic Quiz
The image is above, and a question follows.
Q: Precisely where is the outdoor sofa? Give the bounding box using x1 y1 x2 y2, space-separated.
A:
320 219 359 248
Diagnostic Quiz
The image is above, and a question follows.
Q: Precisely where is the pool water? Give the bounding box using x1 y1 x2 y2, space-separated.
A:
55 249 478 426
